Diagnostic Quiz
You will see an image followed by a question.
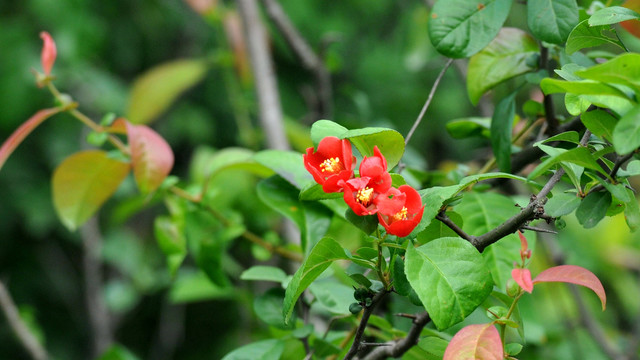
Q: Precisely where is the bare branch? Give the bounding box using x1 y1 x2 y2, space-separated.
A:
359 312 431 360
0 280 49 360
436 211 475 242
343 290 389 360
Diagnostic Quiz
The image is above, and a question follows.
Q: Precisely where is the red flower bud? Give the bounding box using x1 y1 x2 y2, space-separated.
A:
377 185 424 237
303 136 355 193
359 146 391 193
39 31 57 76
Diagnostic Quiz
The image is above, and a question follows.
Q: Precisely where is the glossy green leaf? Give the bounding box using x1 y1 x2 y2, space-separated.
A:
341 127 404 170
240 266 287 283
221 339 285 360
299 183 342 201
467 28 538 104
428 0 513 58
565 93 592 116
254 150 314 189
405 238 493 330
589 6 640 26
540 78 629 98
565 19 626 54
545 192 581 217
310 120 348 147
254 288 292 329
446 117 491 138
127 59 208 124
527 0 578 44
575 53 640 95
283 237 349 324
52 150 130 231
613 104 640 155
455 192 521 289
528 147 608 180
576 191 611 228
535 131 580 146
345 208 378 235
154 216 186 277
491 91 517 172
581 109 617 141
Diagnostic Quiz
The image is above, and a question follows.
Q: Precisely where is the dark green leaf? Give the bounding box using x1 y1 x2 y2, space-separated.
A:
221 339 285 360
299 183 342 201
98 344 141 360
613 104 640 155
446 117 491 138
257 175 305 232
589 6 640 26
405 238 493 330
185 210 234 287
428 0 513 58
283 237 350 324
254 288 293 329
491 91 517 172
154 216 186 277
169 271 234 303
310 120 348 147
341 127 405 170
576 191 612 228
309 281 354 314
467 28 538 104
393 256 412 297
535 131 580 146
527 0 578 44
581 109 617 141
345 208 378 235
545 192 581 217
565 19 626 54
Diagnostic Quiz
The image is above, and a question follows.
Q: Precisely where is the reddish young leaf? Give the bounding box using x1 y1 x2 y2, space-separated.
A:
116 119 174 194
53 150 130 231
0 107 61 172
533 265 607 310
511 268 533 293
40 31 57 76
443 323 503 360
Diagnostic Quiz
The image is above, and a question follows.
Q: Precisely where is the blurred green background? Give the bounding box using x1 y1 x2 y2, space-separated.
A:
1 0 638 359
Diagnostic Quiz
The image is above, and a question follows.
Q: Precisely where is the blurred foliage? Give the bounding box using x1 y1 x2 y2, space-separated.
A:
1 0 640 359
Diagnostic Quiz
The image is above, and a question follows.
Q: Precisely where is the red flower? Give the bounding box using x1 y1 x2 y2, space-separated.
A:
40 31 57 77
377 185 424 237
359 146 391 192
304 136 355 193
342 176 382 216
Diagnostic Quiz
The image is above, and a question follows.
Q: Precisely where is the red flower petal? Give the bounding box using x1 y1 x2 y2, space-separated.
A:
40 31 57 76
303 136 355 193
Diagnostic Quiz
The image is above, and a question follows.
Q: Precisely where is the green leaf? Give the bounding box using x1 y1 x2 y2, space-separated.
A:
309 281 354 314
589 6 640 26
540 78 629 98
283 237 349 324
254 150 314 189
345 208 378 235
455 192 521 289
527 0 578 44
417 211 463 244
98 344 141 360
254 288 293 329
613 104 640 155
534 131 580 146
545 192 581 217
575 53 640 95
566 19 626 54
428 0 513 58
310 120 348 147
169 270 234 303
257 175 305 231
405 238 493 330
341 127 405 170
491 91 517 172
393 256 412 297
154 216 186 277
127 59 208 124
299 183 342 201
624 188 640 232
565 93 592 116
240 266 287 283
581 109 617 141
467 28 538 104
446 117 491 138
221 339 285 360
528 147 608 180
576 191 612 228
52 150 130 231
190 147 272 185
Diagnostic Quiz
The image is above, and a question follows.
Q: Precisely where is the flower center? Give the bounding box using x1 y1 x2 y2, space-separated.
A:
356 187 374 206
320 157 342 173
392 207 408 222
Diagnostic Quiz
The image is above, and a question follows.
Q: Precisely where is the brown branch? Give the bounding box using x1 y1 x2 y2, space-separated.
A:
236 0 289 151
539 46 559 135
436 211 474 242
343 290 389 360
0 280 49 360
359 311 431 360
80 217 113 357
260 0 332 118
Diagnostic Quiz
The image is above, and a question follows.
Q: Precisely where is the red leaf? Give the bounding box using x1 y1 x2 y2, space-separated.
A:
116 119 174 193
40 31 57 76
533 265 607 310
511 268 533 293
443 323 503 360
0 108 61 172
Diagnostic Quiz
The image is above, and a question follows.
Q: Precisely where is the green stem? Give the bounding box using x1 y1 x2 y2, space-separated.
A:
376 239 389 290
500 290 524 346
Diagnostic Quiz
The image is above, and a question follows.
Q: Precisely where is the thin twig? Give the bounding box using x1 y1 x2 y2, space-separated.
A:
0 280 49 360
436 211 474 242
404 58 454 147
359 312 431 360
343 290 389 360
261 0 332 118
610 151 636 179
236 0 289 151
521 225 557 234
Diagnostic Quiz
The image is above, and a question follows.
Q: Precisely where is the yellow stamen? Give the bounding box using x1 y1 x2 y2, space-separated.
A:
392 207 408 222
320 157 341 173
356 187 374 206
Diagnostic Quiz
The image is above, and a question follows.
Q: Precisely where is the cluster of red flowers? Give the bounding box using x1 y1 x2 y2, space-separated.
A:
304 136 425 237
